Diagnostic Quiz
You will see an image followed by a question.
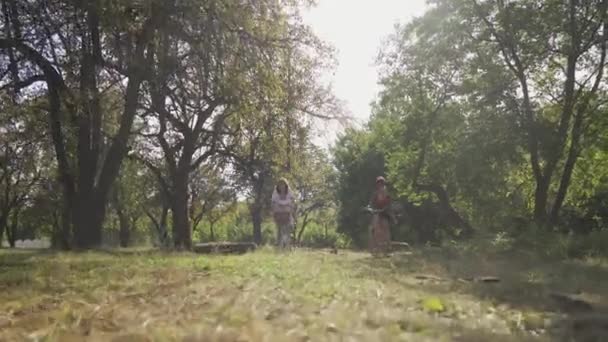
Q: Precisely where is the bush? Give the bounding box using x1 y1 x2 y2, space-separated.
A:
512 222 608 259
297 222 351 249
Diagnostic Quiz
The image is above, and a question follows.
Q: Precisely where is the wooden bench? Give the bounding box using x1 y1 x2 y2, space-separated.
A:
193 242 257 254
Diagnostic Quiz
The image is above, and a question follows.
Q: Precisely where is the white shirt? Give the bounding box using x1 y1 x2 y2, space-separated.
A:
271 190 296 214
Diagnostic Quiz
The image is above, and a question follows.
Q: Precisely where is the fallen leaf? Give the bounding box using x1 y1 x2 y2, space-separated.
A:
326 323 338 333
421 297 445 313
522 312 546 330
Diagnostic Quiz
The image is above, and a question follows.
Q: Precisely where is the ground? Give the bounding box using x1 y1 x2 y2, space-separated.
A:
1 244 607 341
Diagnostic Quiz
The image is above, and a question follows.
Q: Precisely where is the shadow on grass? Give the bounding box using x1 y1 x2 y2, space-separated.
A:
0 248 55 267
350 246 608 341
3 247 607 341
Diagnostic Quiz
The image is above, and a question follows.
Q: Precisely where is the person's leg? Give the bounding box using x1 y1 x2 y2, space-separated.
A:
379 216 391 255
279 223 290 250
285 222 294 250
369 215 378 255
278 223 284 249
276 221 281 247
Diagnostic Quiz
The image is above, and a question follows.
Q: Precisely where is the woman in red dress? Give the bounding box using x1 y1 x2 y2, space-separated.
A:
369 176 392 256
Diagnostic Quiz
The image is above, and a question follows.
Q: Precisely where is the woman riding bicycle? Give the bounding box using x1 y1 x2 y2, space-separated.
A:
369 176 393 256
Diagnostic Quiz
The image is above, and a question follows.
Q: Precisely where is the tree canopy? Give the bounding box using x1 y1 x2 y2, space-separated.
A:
333 0 608 248
2 0 608 253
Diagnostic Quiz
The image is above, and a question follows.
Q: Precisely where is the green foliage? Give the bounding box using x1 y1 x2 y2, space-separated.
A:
0 97 54 246
296 216 351 249
332 0 608 255
332 129 385 247
513 223 608 260
0 0 337 249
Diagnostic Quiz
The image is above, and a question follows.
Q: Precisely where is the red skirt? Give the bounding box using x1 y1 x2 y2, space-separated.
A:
370 213 391 254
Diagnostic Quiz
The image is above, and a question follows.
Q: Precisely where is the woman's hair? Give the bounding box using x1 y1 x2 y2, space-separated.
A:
276 178 289 194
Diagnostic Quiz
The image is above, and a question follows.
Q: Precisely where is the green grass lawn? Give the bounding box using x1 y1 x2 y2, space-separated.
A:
1 245 607 341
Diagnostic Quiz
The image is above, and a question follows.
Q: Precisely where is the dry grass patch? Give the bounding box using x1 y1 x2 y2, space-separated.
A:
0 246 606 341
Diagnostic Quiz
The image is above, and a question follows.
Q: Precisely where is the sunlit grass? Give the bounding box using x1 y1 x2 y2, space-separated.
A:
0 245 607 341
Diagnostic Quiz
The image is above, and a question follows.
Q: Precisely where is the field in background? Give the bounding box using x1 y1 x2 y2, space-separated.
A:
1 244 607 341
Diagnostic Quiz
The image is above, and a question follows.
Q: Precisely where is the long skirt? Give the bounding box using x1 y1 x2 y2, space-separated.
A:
275 213 294 250
370 213 391 255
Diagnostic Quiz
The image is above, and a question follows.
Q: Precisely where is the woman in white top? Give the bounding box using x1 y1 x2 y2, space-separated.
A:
271 178 297 249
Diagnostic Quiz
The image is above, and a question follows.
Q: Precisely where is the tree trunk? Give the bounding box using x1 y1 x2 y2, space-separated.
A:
7 232 15 248
50 210 63 249
159 206 169 246
250 177 265 245
117 208 130 248
0 212 6 247
250 184 264 245
72 196 106 249
210 222 215 241
550 115 584 227
296 213 310 243
58 199 72 250
112 187 130 248
6 210 17 248
171 171 191 249
146 204 169 247
533 176 550 225
251 204 263 245
0 19 150 251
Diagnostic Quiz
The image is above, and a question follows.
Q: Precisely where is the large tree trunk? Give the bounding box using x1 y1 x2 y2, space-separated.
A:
111 187 130 248
250 179 265 245
6 209 18 248
7 232 15 248
533 176 550 225
251 203 263 245
549 125 581 227
549 5 607 226
118 216 130 248
49 210 64 249
0 212 6 247
171 171 191 249
58 200 72 250
0 5 154 249
146 204 169 247
72 195 106 248
117 206 130 248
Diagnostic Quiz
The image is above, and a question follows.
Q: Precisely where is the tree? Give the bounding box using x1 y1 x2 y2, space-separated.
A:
140 2 232 248
134 0 335 249
139 167 171 248
220 19 339 244
189 162 236 240
361 0 608 233
0 0 160 248
0 98 47 247
458 0 608 225
110 158 147 247
333 129 386 247
291 144 336 244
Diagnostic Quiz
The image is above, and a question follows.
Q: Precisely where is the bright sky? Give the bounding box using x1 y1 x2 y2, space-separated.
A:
302 0 428 145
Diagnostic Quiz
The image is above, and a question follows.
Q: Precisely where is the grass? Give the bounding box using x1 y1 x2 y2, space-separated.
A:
1 245 607 341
